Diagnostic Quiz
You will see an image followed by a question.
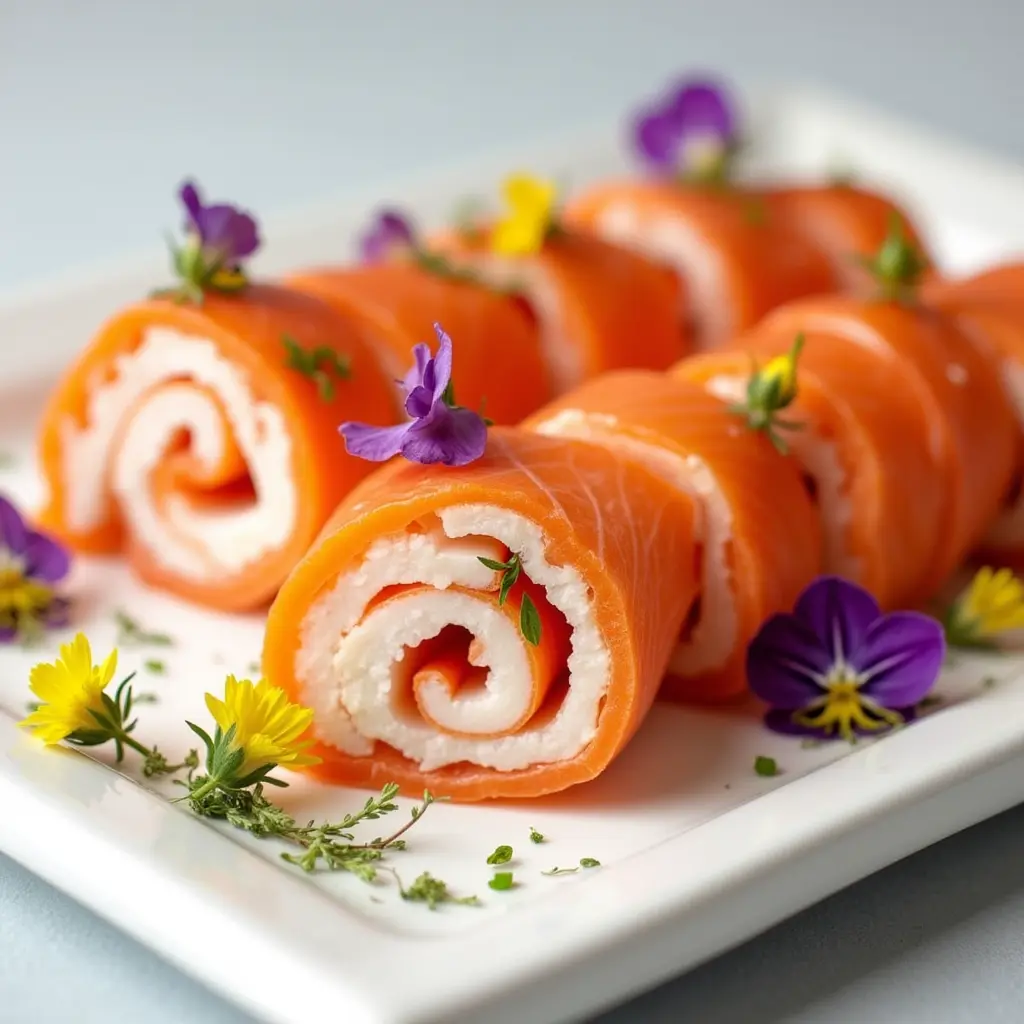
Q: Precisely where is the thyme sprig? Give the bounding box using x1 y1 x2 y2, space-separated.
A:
114 610 174 647
282 334 352 401
477 552 542 646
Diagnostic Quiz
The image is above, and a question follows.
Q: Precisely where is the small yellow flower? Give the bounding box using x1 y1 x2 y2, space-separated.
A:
759 352 799 407
491 173 558 256
204 675 320 777
20 633 118 745
946 566 1024 646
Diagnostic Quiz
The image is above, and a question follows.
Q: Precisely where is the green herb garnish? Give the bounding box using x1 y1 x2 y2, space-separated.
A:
486 844 513 865
282 334 351 401
489 871 515 891
144 658 166 675
529 826 545 844
754 755 779 777
114 610 174 647
396 871 479 910
477 552 543 646
579 857 601 869
542 866 578 876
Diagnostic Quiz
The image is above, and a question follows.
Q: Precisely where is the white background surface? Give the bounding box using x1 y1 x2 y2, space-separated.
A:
1 1 1022 1022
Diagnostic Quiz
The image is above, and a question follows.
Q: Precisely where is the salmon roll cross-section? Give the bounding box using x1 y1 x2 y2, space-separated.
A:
262 428 700 801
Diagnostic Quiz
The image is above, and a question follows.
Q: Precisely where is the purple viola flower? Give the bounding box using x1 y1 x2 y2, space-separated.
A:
340 323 488 468
0 494 71 642
360 209 417 264
747 576 945 742
180 180 260 267
632 76 737 180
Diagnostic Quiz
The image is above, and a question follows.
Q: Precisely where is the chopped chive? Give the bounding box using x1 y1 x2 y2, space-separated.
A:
488 871 515 891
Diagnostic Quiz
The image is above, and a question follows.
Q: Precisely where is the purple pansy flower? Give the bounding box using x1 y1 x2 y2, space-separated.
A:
180 180 260 267
360 209 417 264
632 77 737 180
0 494 71 642
340 323 488 467
747 576 945 742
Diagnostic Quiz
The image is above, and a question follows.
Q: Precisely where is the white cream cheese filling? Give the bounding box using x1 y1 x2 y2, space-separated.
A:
296 506 609 772
58 326 296 580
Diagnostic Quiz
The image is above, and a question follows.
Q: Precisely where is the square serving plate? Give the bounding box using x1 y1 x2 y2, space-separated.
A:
2 83 1024 1024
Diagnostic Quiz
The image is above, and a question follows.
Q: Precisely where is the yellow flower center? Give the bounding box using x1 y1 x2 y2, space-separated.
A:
683 133 728 178
792 667 904 742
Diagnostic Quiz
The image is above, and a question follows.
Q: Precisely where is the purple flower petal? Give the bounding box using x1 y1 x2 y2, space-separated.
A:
179 181 203 226
632 107 682 172
42 595 71 629
361 210 416 264
793 576 881 667
746 612 832 708
177 179 260 264
764 705 917 739
430 324 454 403
670 79 735 143
339 420 412 462
855 612 945 707
401 342 433 396
400 405 488 467
0 494 28 556
23 529 70 584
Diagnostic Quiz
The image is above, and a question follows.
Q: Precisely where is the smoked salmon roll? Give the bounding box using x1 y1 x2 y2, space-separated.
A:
35 183 400 611
563 78 837 350
700 286 1017 601
524 370 821 703
262 422 700 800
761 183 933 293
426 174 686 392
286 210 550 424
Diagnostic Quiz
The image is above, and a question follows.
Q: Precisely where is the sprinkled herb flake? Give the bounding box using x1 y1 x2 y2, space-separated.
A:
144 658 166 675
529 826 545 844
486 844 513 865
397 871 479 911
489 871 515 891
543 858 601 876
542 866 578 876
114 610 174 647
579 857 601 869
754 755 779 777
282 334 351 402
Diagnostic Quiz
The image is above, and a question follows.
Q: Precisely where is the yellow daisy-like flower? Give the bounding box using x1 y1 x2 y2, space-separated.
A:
20 633 118 745
491 173 558 256
759 351 800 407
945 566 1024 647
204 675 321 778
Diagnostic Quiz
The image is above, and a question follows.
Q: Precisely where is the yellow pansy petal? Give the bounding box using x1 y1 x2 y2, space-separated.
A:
59 633 94 682
28 661 70 703
503 174 555 214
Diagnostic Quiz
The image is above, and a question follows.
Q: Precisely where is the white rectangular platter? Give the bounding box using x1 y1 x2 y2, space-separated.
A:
3 83 1024 1024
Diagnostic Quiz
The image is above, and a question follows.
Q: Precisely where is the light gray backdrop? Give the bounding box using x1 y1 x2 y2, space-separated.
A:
1 1 1022 1022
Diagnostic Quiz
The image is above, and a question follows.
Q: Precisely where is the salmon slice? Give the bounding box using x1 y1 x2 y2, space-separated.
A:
35 285 401 611
675 336 945 610
761 183 934 293
524 370 820 703
924 269 1024 567
562 179 836 350
285 261 550 424
262 427 700 801
737 295 1017 597
425 225 686 392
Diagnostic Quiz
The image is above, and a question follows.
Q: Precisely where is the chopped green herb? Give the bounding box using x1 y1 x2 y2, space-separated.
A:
486 844 513 865
579 857 601 869
114 610 174 647
754 755 779 777
542 866 579 876
529 826 545 844
282 334 351 401
397 871 479 910
519 593 542 647
132 692 159 705
247 660 262 676
488 871 515 891
144 658 166 675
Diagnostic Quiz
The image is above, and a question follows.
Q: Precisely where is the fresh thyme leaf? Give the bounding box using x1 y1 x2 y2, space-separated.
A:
579 857 601 869
489 871 515 891
281 334 351 402
397 871 479 910
486 844 513 865
144 658 166 675
542 866 579 876
520 593 542 646
529 826 545 844
247 660 262 675
477 556 511 572
754 755 779 777
114 610 174 647
478 553 522 607
132 692 159 704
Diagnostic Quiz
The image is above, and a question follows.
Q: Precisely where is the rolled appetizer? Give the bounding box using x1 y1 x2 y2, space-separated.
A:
262 340 701 800
524 368 821 703
564 77 837 349
287 209 550 423
426 173 687 391
36 183 401 611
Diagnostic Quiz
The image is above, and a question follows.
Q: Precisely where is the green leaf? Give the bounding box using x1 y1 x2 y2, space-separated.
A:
489 871 515 891
529 826 545 844
486 844 513 865
754 755 779 777
477 556 510 572
186 721 216 768
579 857 601 869
519 593 542 646
144 659 166 675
